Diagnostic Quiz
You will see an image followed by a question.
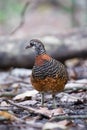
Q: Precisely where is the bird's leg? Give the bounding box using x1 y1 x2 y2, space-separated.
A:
52 94 57 108
41 92 44 107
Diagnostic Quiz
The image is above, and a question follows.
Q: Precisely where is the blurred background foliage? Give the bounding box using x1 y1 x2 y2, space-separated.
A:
0 0 87 36
0 0 23 22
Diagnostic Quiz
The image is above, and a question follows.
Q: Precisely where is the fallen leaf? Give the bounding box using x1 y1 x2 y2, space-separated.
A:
37 107 52 118
17 100 37 106
59 93 80 102
0 101 9 107
43 122 67 130
0 111 18 121
13 90 38 101
57 120 73 127
37 107 64 118
65 58 80 68
51 107 64 116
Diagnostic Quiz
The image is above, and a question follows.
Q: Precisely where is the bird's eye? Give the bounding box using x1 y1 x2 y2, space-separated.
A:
30 42 34 46
39 44 41 47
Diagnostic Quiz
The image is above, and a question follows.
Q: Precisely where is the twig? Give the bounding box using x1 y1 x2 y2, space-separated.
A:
50 114 87 121
64 86 87 92
0 106 13 111
0 106 21 112
68 80 87 85
0 91 17 98
10 1 30 35
4 99 50 119
11 122 42 129
0 80 29 86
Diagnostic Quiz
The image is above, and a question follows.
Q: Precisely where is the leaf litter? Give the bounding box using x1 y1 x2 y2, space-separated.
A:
0 59 87 130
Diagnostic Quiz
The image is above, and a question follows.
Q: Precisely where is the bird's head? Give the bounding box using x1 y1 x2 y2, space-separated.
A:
25 39 46 56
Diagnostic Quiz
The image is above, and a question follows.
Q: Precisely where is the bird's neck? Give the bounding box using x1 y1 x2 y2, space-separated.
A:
35 48 46 56
35 54 51 66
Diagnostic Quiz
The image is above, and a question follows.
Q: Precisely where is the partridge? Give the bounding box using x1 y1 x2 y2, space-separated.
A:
25 39 68 107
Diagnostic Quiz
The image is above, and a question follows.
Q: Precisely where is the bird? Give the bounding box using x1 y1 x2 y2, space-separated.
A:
25 39 68 108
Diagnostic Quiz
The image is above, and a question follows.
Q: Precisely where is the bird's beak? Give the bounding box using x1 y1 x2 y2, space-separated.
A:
25 45 32 49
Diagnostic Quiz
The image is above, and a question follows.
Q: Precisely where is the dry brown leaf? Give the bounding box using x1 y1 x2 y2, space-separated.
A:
57 120 73 127
0 111 18 121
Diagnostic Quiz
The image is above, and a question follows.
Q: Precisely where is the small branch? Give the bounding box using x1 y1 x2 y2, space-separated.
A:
64 86 87 92
10 1 30 35
0 106 22 112
50 114 87 121
4 99 50 119
68 80 87 85
0 90 17 98
0 106 13 111
12 122 42 129
0 80 29 87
